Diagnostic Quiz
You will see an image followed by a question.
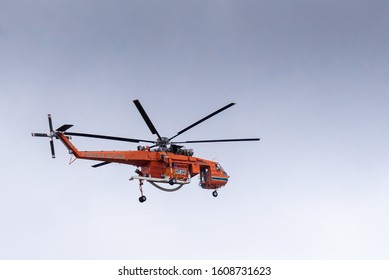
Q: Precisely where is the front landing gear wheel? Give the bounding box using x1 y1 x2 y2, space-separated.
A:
169 178 177 185
212 190 218 197
139 196 147 203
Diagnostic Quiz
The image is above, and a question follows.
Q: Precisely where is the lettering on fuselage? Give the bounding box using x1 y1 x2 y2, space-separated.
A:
84 152 125 160
174 169 187 175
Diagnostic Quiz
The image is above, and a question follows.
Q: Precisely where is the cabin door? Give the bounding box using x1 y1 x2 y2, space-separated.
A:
199 166 211 188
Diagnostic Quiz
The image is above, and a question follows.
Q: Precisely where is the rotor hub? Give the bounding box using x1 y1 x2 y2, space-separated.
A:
156 137 170 150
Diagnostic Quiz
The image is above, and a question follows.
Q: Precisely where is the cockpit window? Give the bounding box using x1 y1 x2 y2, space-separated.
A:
216 163 227 175
215 163 224 171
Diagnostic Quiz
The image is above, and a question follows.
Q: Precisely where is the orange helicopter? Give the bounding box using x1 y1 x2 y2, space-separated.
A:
32 100 260 203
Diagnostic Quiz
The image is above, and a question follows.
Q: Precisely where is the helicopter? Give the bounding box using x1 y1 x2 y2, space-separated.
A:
32 99 260 203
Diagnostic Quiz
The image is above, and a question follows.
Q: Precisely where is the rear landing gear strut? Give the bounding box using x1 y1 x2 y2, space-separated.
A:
133 169 147 203
138 177 147 203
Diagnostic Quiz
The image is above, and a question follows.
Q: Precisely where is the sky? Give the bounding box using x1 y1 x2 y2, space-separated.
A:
1 0 389 259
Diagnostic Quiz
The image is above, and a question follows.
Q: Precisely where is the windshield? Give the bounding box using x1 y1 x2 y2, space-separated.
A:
216 163 227 175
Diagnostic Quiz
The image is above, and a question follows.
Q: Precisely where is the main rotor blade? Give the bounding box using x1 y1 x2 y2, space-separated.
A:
91 161 112 168
169 102 236 141
133 99 162 140
48 114 54 133
64 132 155 144
173 138 260 144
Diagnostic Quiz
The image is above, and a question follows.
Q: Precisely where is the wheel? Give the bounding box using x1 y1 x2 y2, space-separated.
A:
169 178 177 185
139 196 147 203
212 190 218 197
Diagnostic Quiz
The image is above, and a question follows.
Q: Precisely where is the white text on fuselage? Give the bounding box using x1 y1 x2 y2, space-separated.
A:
84 152 125 160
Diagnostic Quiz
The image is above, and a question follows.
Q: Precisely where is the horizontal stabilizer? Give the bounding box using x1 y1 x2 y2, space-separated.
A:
56 124 74 132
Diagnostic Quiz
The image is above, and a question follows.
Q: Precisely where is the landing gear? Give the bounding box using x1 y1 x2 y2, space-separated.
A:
212 190 218 197
137 175 147 203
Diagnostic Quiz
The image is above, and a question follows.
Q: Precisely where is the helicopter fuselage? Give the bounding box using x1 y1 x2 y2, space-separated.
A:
58 132 229 190
32 99 259 202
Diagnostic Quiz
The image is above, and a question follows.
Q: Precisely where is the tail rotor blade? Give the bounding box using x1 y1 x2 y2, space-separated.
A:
32 133 49 137
48 114 54 134
50 139 55 158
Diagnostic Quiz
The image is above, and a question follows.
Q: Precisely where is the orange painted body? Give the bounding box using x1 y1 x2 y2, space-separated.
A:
32 100 260 203
58 133 229 190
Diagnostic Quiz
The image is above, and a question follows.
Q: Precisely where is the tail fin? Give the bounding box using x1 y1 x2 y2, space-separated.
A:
56 129 81 158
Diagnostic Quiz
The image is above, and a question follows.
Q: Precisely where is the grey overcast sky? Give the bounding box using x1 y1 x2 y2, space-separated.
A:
1 0 389 259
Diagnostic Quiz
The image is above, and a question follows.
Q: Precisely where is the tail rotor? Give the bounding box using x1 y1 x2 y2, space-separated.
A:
32 114 57 158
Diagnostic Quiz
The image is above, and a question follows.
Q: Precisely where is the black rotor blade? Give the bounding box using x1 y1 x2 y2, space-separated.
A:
169 102 236 141
64 132 155 144
173 138 260 144
32 133 49 137
50 139 55 158
133 99 162 140
91 161 112 168
48 114 54 133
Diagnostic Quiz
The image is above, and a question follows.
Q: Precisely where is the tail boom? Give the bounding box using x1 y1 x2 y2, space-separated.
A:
56 133 153 166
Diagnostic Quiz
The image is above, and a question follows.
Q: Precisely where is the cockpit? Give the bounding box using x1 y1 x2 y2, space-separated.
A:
199 162 229 189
